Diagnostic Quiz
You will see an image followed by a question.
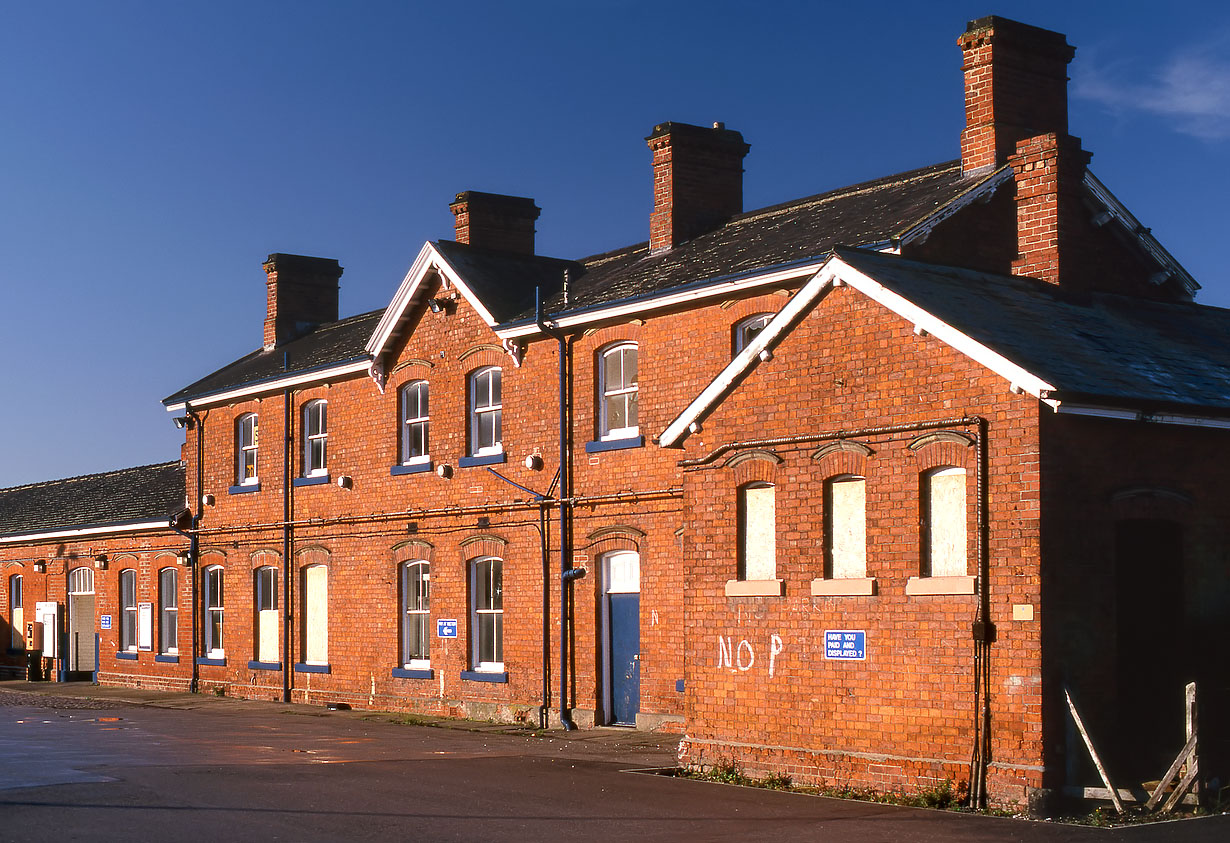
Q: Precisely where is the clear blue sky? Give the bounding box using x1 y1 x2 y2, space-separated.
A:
2 0 1227 487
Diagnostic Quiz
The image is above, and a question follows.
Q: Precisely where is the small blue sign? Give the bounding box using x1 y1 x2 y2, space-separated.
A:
100 615 112 630
437 618 458 638
824 630 866 660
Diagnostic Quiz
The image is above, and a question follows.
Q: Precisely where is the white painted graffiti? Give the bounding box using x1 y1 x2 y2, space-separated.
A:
718 633 784 677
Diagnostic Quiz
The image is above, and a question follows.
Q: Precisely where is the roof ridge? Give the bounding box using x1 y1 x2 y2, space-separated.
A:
0 461 184 495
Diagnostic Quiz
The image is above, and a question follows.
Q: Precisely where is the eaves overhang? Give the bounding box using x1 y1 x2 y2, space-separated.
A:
163 357 372 412
0 518 174 546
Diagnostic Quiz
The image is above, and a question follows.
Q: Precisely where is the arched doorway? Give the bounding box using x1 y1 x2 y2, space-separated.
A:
67 566 96 679
602 551 640 726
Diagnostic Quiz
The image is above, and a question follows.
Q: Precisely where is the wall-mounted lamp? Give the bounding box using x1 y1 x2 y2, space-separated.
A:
33 562 46 573
477 516 491 529
201 494 216 507
758 349 773 362
428 299 445 313
93 556 108 570
173 416 189 429
524 454 543 471
176 552 192 567
336 475 353 490
688 421 703 434
436 464 453 479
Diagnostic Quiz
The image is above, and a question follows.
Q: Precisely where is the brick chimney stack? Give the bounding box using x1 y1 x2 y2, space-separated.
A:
647 121 750 254
959 17 1075 174
449 191 540 255
263 253 343 350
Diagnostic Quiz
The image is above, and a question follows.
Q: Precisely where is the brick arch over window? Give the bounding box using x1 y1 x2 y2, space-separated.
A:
458 345 505 368
295 545 331 570
391 538 436 563
458 534 509 561
249 548 282 570
1109 486 1194 524
726 449 782 487
585 524 645 557
390 358 435 377
812 440 874 479
585 324 642 348
908 430 975 471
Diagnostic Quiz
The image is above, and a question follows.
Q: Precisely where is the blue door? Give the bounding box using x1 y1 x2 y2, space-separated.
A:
605 551 640 725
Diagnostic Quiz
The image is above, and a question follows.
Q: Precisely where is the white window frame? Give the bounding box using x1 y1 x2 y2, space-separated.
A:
470 367 503 456
734 313 773 354
120 569 138 652
401 561 431 669
599 343 639 441
10 574 23 650
255 566 278 663
471 557 503 672
69 566 94 595
303 399 328 477
203 565 224 658
400 381 430 465
158 567 177 655
236 413 259 485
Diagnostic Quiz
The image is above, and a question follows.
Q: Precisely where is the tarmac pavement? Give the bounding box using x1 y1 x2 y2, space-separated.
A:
1 680 1227 842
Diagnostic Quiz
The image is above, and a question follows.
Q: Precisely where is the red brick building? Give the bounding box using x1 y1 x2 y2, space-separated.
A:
3 16 1227 811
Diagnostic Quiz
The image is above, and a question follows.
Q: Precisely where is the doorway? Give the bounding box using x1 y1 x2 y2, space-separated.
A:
602 551 640 726
67 566 96 679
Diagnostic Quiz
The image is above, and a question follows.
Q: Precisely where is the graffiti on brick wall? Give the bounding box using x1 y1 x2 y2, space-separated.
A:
718 633 784 677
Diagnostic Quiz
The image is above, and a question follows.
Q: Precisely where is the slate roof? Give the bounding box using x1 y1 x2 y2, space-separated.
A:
164 309 383 406
506 159 989 322
835 248 1230 412
0 462 186 539
432 240 578 323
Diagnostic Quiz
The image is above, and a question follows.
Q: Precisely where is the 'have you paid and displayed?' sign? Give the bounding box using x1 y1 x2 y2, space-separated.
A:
824 630 866 660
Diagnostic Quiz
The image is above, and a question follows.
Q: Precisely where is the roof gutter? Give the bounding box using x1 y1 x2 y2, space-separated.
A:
164 359 371 413
0 519 172 545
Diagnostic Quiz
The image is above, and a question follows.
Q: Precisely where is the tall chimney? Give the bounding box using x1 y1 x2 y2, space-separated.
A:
449 191 540 255
959 17 1074 174
263 253 343 350
647 121 750 254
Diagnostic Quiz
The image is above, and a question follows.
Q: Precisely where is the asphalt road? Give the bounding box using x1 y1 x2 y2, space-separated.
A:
0 685 1226 842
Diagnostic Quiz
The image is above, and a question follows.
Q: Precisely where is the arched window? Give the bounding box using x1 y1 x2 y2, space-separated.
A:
236 413 259 485
9 574 23 650
738 482 776 581
401 561 430 669
119 569 138 652
825 475 867 579
599 343 638 440
203 566 224 658
922 467 967 577
733 313 773 354
68 567 94 595
400 381 430 464
255 566 278 663
471 557 503 671
469 367 502 456
158 568 178 655
303 399 328 476
301 565 328 666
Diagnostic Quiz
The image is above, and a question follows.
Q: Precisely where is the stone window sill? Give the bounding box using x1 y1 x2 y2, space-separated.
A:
228 483 261 495
391 667 434 680
390 462 433 476
724 578 784 597
584 435 644 454
248 660 281 671
905 575 977 596
293 474 331 488
811 577 876 597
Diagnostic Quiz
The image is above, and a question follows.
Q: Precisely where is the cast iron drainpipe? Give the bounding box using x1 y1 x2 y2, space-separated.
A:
486 465 559 729
537 285 584 731
282 383 293 704
166 406 203 694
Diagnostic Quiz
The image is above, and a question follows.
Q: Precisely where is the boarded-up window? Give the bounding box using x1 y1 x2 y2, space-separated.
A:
256 566 278 663
924 467 967 577
739 483 776 581
302 565 328 665
826 475 867 579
